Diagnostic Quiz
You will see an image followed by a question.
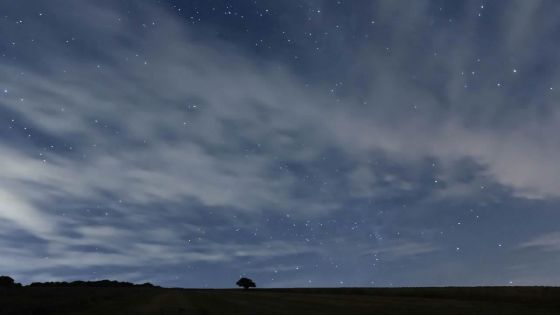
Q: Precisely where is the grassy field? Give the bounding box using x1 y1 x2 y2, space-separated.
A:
1 286 559 314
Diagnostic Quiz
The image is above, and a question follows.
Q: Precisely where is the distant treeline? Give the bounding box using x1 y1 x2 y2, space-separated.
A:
1 276 158 288
29 280 158 288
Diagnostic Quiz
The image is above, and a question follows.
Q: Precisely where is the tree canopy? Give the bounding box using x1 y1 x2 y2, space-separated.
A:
236 277 256 289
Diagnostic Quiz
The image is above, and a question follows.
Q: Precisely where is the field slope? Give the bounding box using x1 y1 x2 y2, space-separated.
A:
1 286 559 314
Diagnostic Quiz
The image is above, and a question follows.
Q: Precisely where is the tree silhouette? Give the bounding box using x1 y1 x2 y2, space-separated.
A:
236 277 256 289
0 276 15 287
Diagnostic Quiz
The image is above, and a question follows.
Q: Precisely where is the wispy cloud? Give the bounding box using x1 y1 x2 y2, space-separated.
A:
1 0 560 286
368 241 439 260
518 232 560 252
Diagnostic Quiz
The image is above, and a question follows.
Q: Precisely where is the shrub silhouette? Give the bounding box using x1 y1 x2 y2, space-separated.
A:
0 276 15 287
236 277 256 289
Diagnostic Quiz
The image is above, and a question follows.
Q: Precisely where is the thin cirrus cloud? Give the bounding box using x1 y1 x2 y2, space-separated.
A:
518 232 560 252
1 0 560 286
0 1 348 283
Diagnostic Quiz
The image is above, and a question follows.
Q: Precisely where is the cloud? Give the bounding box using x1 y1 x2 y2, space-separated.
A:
0 1 337 237
518 232 560 252
1 1 343 282
368 240 439 260
1 0 560 286
0 189 55 235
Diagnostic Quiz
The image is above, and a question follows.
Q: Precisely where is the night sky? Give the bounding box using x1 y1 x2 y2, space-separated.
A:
1 0 560 288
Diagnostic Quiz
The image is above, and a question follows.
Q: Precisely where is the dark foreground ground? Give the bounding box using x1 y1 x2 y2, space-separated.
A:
1 286 560 315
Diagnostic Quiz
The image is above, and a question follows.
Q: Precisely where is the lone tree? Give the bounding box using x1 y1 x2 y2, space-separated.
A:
0 276 15 287
236 277 256 289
